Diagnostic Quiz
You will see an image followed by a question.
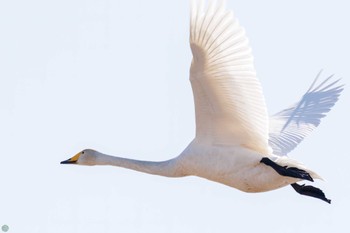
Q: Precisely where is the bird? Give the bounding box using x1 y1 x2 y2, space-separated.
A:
61 0 343 204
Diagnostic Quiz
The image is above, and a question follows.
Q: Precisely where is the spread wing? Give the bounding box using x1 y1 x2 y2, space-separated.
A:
268 71 344 156
190 0 271 154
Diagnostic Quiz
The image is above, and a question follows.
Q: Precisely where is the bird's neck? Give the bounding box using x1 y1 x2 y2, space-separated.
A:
95 152 185 178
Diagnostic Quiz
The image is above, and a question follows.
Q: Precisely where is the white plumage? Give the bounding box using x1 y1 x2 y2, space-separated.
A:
189 0 270 155
268 71 343 156
61 0 343 203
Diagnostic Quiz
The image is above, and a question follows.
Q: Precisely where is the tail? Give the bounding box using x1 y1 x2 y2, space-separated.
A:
273 156 323 181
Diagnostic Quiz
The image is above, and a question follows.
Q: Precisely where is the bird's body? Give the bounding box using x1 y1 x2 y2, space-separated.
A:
62 0 343 203
177 141 294 193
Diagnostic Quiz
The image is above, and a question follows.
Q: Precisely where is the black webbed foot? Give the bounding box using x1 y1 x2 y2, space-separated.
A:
260 157 313 182
291 183 331 204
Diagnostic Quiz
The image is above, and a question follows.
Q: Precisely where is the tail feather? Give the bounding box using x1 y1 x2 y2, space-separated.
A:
273 156 323 181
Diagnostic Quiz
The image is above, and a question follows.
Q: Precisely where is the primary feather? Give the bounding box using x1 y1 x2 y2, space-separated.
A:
190 0 271 154
269 71 344 156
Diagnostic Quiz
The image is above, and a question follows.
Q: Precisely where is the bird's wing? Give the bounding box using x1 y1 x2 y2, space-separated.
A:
190 0 271 154
268 71 344 156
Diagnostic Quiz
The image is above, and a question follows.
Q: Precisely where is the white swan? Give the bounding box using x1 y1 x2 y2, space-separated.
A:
61 0 343 203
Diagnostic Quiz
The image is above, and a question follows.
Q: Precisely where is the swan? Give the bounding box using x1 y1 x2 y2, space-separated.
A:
61 0 343 203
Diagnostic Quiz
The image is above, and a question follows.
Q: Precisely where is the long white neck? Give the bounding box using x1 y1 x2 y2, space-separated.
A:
94 152 185 178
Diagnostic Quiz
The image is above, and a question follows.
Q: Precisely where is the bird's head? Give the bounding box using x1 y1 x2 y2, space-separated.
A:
60 149 98 166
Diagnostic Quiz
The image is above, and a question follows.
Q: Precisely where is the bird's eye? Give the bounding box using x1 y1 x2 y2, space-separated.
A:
81 151 85 154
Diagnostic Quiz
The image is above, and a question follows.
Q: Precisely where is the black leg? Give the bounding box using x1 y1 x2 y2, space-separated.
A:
260 157 313 182
291 183 331 204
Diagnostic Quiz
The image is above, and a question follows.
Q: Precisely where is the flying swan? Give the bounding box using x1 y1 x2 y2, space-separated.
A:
61 0 343 203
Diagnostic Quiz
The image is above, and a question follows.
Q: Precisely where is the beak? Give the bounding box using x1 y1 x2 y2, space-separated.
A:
60 152 81 164
60 159 77 164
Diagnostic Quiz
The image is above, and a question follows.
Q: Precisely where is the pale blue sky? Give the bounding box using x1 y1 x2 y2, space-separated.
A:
0 0 349 232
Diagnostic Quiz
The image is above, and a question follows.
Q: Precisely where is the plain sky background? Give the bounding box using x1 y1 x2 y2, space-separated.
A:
1 0 349 232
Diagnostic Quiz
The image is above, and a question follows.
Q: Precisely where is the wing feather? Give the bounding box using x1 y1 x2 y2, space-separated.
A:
268 71 344 156
190 0 271 154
